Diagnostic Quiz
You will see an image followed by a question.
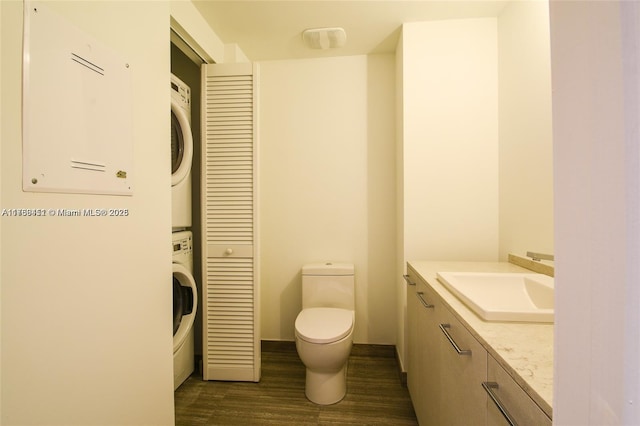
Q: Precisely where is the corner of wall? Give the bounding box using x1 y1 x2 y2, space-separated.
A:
170 0 225 63
224 43 251 63
0 1 3 421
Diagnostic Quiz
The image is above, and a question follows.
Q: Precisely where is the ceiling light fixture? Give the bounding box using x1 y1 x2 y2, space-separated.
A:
302 27 347 50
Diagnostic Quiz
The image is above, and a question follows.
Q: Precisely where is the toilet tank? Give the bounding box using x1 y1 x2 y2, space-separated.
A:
302 263 355 310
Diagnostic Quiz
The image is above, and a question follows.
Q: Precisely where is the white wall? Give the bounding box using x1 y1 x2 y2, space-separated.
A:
401 18 500 262
1 1 174 424
551 1 640 423
498 0 553 260
396 18 500 367
258 55 396 344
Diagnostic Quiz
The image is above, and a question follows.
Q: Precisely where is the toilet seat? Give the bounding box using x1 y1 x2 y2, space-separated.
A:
295 307 354 344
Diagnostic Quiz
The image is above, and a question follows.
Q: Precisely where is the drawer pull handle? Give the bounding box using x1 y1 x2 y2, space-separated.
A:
439 323 471 355
402 274 416 286
417 291 434 309
482 381 517 426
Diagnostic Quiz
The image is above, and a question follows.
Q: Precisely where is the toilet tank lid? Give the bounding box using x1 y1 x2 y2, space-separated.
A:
302 263 354 276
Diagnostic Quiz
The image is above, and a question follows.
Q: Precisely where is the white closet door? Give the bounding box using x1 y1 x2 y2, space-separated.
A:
201 62 260 382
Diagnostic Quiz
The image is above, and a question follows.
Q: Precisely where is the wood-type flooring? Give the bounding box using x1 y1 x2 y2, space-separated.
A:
174 341 418 425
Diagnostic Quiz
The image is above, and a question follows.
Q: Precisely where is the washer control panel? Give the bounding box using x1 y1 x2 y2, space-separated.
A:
172 232 192 256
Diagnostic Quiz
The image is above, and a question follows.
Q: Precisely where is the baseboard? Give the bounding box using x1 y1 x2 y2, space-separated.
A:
261 339 296 352
260 340 406 386
261 340 396 356
351 343 396 358
395 346 407 387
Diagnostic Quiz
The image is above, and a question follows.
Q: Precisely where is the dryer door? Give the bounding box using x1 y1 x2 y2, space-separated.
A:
173 263 197 354
170 98 193 187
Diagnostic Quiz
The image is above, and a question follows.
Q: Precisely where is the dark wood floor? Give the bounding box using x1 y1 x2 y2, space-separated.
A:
174 341 418 425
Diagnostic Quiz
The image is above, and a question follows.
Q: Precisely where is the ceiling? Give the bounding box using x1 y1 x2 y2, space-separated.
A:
192 1 510 61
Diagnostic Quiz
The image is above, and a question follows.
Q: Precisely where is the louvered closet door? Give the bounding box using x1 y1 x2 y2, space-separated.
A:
201 63 260 382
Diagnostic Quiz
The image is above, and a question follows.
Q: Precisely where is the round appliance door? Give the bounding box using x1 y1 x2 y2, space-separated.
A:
170 98 193 187
173 263 197 354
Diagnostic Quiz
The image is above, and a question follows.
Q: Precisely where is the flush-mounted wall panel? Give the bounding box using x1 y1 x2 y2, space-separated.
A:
22 1 134 196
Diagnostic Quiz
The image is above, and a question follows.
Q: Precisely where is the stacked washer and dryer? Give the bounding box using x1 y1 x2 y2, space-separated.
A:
171 74 197 390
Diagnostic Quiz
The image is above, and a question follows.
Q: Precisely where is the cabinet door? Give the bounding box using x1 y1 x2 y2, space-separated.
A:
417 280 443 426
405 268 420 408
437 307 487 426
486 355 551 426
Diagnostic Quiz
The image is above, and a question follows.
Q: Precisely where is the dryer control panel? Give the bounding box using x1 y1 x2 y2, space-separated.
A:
171 74 191 113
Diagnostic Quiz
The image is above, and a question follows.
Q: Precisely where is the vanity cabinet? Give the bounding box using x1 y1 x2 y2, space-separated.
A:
406 263 552 426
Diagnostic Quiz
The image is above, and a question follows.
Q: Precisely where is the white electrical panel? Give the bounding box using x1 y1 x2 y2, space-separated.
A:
22 1 134 196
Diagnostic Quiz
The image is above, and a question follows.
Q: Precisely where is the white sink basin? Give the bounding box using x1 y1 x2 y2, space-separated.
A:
436 272 554 323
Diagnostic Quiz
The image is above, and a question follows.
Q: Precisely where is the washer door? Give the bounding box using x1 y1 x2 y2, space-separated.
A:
173 263 197 354
170 98 193 187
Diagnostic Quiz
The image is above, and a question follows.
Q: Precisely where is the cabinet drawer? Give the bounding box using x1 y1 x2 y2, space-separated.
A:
486 355 551 426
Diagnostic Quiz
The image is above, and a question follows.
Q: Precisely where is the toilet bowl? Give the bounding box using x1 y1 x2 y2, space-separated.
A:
295 307 355 405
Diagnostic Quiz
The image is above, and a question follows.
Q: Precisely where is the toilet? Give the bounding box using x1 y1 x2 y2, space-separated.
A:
294 262 355 405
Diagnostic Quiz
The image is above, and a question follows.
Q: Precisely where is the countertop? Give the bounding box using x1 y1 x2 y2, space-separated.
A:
408 260 553 419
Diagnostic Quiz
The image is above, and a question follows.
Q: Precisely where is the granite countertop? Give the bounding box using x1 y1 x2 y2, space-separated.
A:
408 260 553 419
